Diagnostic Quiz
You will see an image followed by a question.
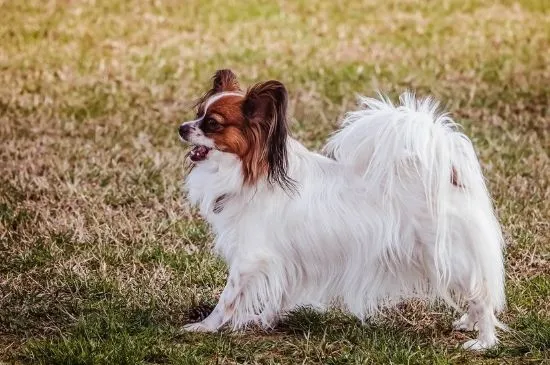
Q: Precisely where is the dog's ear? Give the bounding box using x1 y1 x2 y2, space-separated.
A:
212 69 240 93
243 80 295 192
195 70 241 111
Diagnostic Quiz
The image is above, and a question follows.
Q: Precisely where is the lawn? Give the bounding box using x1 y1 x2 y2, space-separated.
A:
0 0 549 364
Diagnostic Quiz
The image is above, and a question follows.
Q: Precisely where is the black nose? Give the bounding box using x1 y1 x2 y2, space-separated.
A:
179 124 191 139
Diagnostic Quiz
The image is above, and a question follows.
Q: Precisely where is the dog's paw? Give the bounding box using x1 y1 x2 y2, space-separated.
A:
453 314 477 331
246 313 279 329
462 339 496 351
182 321 217 333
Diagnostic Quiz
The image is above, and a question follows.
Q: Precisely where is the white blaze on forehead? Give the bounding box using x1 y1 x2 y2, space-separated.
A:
184 91 244 125
203 91 244 112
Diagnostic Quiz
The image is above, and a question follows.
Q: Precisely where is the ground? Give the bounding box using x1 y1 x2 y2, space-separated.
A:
0 0 549 364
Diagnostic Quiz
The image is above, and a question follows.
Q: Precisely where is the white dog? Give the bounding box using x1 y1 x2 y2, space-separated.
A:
178 70 506 350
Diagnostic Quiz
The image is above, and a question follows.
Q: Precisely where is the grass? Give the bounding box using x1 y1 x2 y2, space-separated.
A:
0 0 549 363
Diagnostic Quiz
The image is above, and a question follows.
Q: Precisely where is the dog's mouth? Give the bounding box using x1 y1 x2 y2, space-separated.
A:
189 145 211 162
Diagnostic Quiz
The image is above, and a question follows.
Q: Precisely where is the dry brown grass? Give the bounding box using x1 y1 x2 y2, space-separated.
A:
1 0 549 363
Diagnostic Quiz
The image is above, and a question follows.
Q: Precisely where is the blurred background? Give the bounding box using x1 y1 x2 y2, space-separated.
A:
1 0 549 363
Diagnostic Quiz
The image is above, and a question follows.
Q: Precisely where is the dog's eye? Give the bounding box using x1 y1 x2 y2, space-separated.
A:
204 118 221 130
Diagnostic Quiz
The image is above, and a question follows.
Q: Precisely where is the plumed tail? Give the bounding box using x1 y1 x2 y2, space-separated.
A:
324 92 505 313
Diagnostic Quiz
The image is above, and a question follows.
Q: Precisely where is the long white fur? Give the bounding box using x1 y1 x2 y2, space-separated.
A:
183 92 506 350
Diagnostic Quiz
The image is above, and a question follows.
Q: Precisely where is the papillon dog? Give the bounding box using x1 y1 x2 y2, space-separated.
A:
178 69 506 350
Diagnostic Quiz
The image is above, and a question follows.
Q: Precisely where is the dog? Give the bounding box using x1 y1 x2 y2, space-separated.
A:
178 69 506 350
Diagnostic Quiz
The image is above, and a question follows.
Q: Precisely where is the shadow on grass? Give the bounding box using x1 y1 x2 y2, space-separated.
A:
14 298 550 365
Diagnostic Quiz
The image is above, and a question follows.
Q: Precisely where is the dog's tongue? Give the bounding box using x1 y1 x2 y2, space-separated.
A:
189 146 210 162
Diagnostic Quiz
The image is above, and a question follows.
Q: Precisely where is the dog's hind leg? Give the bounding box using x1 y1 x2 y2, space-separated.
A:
450 264 501 350
452 303 478 332
448 210 505 350
460 298 499 350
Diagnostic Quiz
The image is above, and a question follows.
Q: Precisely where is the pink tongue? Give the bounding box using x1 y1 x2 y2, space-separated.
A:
189 146 210 161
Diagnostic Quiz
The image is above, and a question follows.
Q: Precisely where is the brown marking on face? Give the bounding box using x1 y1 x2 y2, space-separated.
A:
196 94 271 185
195 69 241 114
206 96 245 126
200 95 249 156
192 70 294 190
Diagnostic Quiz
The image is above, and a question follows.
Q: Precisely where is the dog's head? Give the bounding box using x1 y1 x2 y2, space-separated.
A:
179 69 293 190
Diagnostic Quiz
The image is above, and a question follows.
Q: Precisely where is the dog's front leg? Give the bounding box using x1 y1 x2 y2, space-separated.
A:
182 279 236 332
183 261 281 332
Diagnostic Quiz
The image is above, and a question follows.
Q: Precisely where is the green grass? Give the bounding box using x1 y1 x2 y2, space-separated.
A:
1 0 549 363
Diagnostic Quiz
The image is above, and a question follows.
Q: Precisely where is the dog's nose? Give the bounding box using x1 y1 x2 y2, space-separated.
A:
179 124 191 139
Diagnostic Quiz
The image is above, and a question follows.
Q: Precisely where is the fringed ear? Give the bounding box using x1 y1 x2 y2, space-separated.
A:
243 80 295 191
195 69 241 110
212 69 240 93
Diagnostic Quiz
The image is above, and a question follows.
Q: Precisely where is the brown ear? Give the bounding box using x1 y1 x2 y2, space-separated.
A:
243 80 295 191
212 69 240 93
195 70 241 110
